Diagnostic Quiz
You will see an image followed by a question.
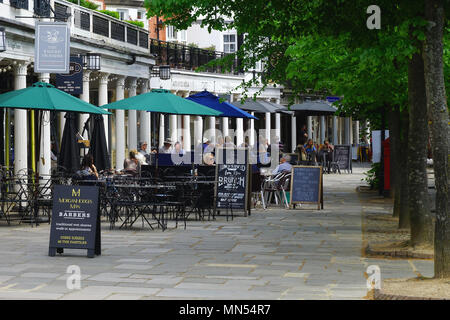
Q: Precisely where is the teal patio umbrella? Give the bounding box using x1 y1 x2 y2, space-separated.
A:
0 82 110 175
0 82 109 114
102 89 222 116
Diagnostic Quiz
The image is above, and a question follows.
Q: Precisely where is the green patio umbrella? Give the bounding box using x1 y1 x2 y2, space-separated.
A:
0 82 110 114
102 89 222 116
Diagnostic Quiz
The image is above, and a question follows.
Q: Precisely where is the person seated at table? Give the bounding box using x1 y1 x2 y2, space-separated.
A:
203 152 215 166
171 141 185 155
76 154 98 180
319 140 334 172
272 155 292 175
295 144 308 162
159 139 173 154
224 136 235 148
303 139 317 163
123 149 140 174
135 149 147 165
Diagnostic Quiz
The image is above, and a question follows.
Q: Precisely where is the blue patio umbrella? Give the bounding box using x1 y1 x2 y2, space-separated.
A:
186 91 258 120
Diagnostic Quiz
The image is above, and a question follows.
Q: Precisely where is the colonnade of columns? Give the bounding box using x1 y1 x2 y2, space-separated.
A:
6 64 360 179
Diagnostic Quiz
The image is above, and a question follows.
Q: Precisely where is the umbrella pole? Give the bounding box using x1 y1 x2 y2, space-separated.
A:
31 110 36 176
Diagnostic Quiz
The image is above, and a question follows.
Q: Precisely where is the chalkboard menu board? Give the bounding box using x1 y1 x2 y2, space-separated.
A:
333 145 352 173
49 185 101 258
290 166 323 209
215 164 249 211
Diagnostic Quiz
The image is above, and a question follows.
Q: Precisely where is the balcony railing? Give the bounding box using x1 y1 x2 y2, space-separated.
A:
10 0 29 9
150 39 242 75
54 0 149 51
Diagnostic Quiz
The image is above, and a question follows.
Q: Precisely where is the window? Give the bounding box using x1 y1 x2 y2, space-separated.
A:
117 9 128 21
137 11 144 20
166 25 177 40
179 30 186 42
223 34 236 53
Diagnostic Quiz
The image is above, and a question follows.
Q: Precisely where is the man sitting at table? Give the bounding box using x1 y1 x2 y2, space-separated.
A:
272 155 292 175
159 139 173 154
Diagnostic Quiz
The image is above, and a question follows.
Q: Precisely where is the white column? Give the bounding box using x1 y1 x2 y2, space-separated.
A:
170 114 178 144
98 72 110 149
349 117 354 145
194 116 203 147
344 117 351 145
275 112 281 142
208 116 216 143
355 120 360 145
79 70 91 157
333 116 338 145
236 118 244 147
291 113 297 152
183 115 191 151
265 112 271 145
249 112 255 147
127 77 137 150
59 112 66 145
139 80 150 146
222 117 229 138
177 115 182 142
79 70 91 130
115 76 126 170
14 62 28 178
38 73 51 189
159 115 165 148
320 116 326 143
307 116 313 141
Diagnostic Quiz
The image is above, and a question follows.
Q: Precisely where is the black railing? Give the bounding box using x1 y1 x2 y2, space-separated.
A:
93 15 109 37
74 9 90 31
34 0 50 17
10 0 28 10
150 39 242 75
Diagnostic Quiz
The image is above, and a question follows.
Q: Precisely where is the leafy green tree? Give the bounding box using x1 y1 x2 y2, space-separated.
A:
145 0 449 277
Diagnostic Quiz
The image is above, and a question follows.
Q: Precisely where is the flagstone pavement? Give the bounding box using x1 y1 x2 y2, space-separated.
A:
0 163 433 300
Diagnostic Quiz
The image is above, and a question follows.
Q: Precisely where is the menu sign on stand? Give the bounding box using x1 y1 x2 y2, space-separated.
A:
290 166 323 210
49 185 101 258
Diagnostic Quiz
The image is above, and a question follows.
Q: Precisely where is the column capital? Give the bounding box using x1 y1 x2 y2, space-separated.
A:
82 70 92 82
13 61 30 76
139 78 149 92
98 72 110 84
127 77 137 88
115 75 126 88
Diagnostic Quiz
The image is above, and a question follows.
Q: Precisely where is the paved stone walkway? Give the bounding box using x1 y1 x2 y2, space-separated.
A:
0 164 433 299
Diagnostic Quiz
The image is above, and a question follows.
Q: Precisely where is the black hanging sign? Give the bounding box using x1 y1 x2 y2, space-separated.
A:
49 185 101 258
290 166 323 210
55 56 83 95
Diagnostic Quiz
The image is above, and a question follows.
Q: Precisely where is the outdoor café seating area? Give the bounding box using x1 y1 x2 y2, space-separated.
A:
0 142 352 229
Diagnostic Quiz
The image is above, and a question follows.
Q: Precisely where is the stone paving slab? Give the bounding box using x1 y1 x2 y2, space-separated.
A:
0 164 434 300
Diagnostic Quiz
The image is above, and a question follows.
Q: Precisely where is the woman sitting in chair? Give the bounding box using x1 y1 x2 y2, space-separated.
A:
76 154 98 180
123 150 141 175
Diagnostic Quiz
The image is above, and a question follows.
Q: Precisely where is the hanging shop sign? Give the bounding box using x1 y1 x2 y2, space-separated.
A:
56 56 83 95
34 21 70 74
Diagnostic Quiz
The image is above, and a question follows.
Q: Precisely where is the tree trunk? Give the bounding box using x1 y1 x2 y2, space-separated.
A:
407 50 433 248
388 107 402 217
398 108 410 229
423 0 449 278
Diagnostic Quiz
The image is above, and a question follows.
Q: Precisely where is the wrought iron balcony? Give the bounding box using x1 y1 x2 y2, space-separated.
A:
54 0 150 51
10 0 29 10
34 0 51 17
150 39 242 75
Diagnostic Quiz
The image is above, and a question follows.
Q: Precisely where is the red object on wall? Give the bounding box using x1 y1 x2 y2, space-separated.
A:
383 138 390 191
